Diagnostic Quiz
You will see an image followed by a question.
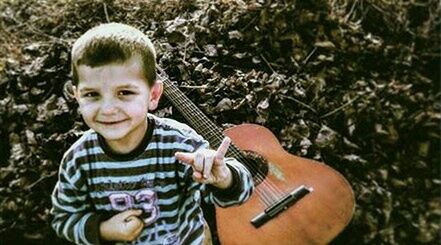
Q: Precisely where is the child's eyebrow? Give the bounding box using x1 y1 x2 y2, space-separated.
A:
79 87 96 93
79 84 139 93
116 84 139 89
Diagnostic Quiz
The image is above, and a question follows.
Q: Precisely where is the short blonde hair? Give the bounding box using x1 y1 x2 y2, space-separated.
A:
71 23 157 86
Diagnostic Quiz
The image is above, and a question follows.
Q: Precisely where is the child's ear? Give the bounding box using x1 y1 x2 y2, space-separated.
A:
72 85 80 102
148 80 163 110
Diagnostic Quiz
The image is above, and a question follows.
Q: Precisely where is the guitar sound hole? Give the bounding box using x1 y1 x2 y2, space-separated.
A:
238 151 269 186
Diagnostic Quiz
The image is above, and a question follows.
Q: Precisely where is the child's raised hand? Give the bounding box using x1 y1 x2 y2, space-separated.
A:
175 137 233 189
99 209 144 242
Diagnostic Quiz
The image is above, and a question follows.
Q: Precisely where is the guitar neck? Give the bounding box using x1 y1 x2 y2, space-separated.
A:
157 70 225 148
157 67 265 178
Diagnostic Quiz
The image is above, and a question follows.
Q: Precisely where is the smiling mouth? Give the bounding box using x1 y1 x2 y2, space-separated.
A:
97 119 128 125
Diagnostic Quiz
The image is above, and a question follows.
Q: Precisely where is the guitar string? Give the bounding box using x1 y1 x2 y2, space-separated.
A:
157 70 286 205
158 71 285 204
157 72 274 205
163 81 285 205
160 72 288 205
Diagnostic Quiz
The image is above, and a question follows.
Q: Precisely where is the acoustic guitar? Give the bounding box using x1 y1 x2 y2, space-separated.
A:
157 67 355 245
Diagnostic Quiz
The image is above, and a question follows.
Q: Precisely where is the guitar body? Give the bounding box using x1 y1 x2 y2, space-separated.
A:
217 124 355 245
157 66 355 244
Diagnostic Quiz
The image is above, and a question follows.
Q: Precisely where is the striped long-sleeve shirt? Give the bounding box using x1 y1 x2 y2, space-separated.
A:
50 114 254 245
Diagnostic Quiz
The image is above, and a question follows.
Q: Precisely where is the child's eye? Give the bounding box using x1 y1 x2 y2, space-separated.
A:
83 92 99 98
118 90 135 96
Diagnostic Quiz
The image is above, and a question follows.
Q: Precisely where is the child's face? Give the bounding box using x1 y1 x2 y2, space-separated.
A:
73 55 161 148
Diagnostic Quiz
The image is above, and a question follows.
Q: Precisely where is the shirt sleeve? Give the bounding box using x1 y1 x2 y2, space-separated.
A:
203 157 254 207
50 152 104 245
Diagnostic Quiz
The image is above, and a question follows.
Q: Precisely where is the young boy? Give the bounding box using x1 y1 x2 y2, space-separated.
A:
50 23 253 245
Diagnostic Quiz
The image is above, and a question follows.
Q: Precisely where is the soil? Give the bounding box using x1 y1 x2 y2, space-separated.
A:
0 0 439 244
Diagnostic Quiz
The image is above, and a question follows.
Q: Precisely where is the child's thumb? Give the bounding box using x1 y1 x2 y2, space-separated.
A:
123 209 143 221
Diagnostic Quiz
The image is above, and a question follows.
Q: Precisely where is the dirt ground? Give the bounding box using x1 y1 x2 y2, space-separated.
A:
0 0 439 244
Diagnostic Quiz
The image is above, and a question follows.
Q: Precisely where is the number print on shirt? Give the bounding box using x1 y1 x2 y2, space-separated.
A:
109 193 134 211
136 189 160 225
109 188 160 226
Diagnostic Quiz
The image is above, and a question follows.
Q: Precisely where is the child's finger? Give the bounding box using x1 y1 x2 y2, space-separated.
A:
131 221 144 239
203 155 214 179
193 151 205 174
175 152 195 165
215 137 231 163
192 171 203 180
125 216 143 233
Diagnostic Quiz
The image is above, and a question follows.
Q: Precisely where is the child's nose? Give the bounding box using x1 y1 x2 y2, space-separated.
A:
100 98 118 114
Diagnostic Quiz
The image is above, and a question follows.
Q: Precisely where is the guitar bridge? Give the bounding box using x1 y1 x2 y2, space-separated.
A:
250 185 313 228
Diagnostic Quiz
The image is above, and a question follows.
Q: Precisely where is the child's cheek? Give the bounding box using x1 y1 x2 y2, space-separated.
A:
78 103 98 122
79 101 97 112
125 101 149 116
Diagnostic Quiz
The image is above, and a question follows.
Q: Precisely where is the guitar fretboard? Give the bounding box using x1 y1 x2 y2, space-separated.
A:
157 68 225 149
